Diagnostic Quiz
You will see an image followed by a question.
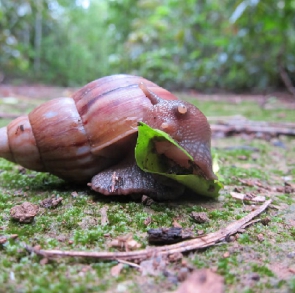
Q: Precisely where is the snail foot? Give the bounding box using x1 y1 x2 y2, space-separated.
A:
90 153 184 200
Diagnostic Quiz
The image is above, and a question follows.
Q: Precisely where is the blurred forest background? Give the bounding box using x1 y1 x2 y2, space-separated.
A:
0 0 294 92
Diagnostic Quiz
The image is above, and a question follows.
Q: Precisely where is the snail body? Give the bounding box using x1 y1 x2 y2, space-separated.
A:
0 75 216 199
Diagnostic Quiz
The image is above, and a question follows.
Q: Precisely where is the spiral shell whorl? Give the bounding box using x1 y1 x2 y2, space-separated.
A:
9 115 45 171
0 126 15 162
28 97 107 182
0 116 45 171
72 74 177 154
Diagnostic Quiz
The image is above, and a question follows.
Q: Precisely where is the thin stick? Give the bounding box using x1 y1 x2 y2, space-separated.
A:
25 200 271 261
208 116 295 137
0 113 20 119
211 124 295 136
116 258 142 269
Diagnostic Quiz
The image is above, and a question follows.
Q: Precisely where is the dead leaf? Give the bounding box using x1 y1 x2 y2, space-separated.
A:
238 178 258 187
109 234 141 251
190 212 210 223
173 220 182 228
230 191 265 203
39 195 63 208
126 239 141 250
144 217 152 226
175 269 224 293
111 263 124 277
10 202 39 223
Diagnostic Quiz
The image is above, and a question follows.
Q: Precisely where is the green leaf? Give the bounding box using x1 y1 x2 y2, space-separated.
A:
135 122 223 198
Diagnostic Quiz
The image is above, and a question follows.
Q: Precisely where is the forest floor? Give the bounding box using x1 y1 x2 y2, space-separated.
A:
0 85 294 293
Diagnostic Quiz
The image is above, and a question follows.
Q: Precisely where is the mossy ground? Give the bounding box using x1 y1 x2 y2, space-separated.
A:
0 90 295 293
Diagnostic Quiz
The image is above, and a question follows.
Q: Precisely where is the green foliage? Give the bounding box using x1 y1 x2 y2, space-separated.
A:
107 0 295 90
0 0 294 89
0 0 110 85
135 122 222 198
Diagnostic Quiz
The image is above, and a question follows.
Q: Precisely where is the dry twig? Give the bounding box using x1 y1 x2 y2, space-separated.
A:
0 113 20 119
209 117 295 137
25 200 271 261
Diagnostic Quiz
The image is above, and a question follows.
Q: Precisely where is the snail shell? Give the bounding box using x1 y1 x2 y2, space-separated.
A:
0 75 177 182
0 74 216 190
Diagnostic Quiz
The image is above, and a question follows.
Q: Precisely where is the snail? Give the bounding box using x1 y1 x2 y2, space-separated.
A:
0 74 216 199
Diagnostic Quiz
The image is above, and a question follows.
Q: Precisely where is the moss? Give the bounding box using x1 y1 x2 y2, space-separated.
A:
1 93 294 292
252 264 275 277
217 256 238 284
237 233 251 244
